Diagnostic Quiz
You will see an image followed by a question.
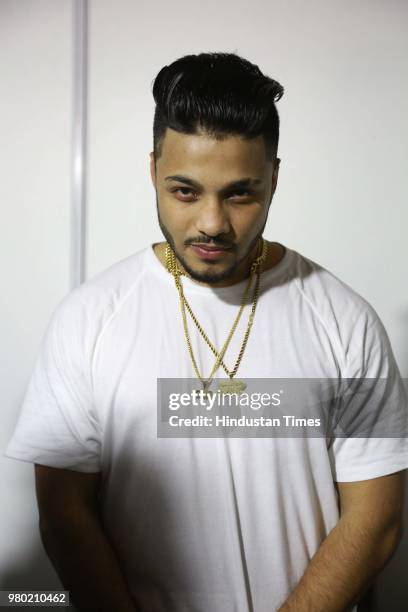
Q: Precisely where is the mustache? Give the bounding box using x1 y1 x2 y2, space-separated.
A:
186 238 235 249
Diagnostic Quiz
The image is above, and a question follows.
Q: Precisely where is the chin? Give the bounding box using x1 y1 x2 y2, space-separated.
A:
185 260 238 284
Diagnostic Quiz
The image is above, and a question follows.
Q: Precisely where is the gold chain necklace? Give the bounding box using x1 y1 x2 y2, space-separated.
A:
165 238 268 394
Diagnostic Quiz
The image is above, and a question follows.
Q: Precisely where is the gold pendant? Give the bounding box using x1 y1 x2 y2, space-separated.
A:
218 379 247 395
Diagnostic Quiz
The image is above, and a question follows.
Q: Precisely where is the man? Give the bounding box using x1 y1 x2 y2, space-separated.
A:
5 52 408 612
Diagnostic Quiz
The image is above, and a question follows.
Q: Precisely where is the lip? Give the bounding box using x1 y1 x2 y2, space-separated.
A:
190 244 231 260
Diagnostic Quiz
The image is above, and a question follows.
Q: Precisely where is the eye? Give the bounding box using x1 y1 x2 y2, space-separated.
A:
171 187 197 201
227 189 253 201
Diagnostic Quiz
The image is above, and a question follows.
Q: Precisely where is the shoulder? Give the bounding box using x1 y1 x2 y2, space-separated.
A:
46 246 150 346
288 248 380 327
286 248 391 373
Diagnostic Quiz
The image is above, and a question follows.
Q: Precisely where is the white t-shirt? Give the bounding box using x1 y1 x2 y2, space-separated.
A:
5 243 408 612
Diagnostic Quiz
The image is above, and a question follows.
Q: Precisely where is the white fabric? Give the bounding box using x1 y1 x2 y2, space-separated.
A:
5 243 408 612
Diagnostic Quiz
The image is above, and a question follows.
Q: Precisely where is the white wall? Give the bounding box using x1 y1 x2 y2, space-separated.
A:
1 0 407 609
0 0 73 598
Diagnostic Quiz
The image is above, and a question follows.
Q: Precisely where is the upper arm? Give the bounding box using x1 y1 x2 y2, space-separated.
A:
6 296 102 476
336 470 406 534
35 463 102 528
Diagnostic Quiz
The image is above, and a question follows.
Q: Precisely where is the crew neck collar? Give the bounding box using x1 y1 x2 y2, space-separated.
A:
144 242 292 295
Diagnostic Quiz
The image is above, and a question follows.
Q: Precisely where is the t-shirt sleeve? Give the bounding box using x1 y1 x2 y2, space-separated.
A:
4 291 102 473
328 304 408 482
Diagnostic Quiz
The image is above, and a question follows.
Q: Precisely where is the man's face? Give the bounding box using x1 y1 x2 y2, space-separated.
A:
150 127 280 286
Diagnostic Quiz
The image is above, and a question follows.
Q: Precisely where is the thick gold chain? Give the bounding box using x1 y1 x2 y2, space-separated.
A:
165 239 268 385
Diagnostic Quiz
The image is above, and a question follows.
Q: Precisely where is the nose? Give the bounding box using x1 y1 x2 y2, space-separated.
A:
195 198 231 238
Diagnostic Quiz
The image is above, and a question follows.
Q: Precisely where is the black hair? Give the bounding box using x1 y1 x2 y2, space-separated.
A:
152 52 284 161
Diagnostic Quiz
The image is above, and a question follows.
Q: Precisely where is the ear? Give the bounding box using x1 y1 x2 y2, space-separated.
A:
272 158 280 186
269 158 280 203
149 152 156 186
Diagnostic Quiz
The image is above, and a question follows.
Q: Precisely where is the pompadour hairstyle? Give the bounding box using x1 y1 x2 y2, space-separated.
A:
152 52 284 160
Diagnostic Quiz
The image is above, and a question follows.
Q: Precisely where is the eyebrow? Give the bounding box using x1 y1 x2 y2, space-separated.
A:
164 175 263 190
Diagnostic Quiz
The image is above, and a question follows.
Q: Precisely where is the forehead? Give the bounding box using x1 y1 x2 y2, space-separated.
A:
157 128 271 179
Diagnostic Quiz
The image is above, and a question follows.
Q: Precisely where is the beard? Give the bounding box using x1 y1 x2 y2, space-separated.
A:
155 194 266 285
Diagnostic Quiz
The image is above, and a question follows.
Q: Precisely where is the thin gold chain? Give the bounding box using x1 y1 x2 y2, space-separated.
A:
177 263 254 383
165 239 268 385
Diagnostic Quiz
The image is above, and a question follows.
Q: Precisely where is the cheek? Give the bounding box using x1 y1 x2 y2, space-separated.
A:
230 205 265 233
158 194 192 230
